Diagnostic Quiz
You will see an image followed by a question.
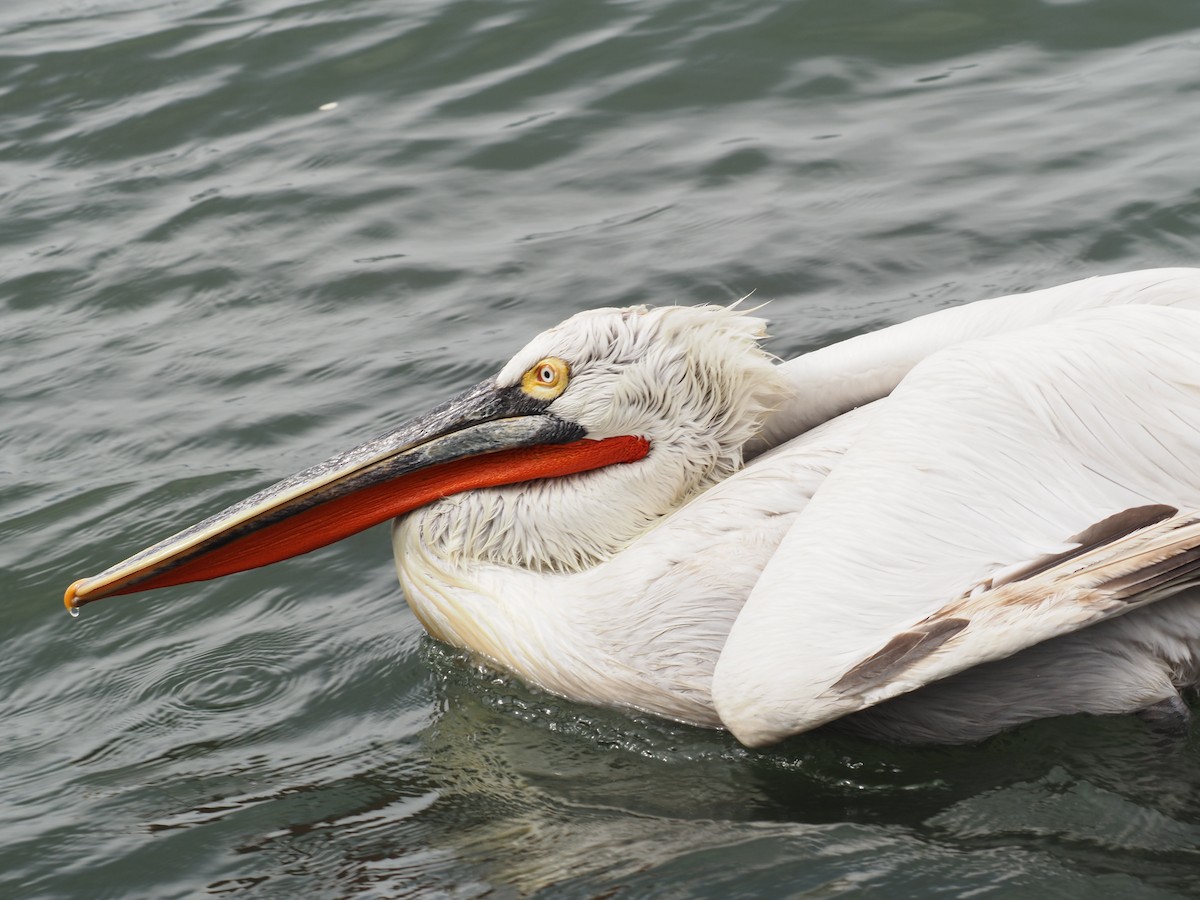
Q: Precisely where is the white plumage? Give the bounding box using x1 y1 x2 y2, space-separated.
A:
394 269 1200 745
67 268 1200 746
718 302 1200 744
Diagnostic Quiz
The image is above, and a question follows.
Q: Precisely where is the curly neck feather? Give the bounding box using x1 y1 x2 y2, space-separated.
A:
402 304 790 574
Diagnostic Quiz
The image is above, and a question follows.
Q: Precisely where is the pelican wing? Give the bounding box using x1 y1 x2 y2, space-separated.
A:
752 267 1200 452
714 304 1200 747
826 508 1200 695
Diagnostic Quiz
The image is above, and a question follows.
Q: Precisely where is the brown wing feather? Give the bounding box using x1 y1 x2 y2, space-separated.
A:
829 508 1200 702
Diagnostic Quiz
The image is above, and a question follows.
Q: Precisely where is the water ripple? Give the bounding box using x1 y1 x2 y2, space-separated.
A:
8 0 1200 896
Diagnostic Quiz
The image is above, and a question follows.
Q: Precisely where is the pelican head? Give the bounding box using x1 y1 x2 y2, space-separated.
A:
65 304 788 610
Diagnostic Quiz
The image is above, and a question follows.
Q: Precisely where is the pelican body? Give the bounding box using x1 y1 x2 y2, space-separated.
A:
67 269 1200 746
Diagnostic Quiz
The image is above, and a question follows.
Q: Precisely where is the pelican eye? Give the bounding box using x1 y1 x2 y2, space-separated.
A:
521 357 570 400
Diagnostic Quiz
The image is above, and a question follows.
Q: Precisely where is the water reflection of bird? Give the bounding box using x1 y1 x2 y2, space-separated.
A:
67 269 1200 746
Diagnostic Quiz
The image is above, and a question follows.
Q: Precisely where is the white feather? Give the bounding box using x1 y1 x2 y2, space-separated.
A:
392 270 1200 744
714 305 1200 745
755 267 1200 449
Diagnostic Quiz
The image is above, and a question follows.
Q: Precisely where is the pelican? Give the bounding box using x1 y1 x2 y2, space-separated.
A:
65 268 1200 746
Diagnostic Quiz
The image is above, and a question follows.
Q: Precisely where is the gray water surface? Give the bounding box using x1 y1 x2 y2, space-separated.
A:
6 0 1200 896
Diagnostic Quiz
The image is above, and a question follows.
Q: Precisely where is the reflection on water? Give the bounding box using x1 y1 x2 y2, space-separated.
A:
414 646 1200 897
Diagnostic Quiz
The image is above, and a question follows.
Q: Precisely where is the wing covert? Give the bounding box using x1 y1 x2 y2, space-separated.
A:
713 305 1200 747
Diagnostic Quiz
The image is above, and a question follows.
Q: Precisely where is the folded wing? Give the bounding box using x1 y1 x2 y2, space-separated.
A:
753 267 1200 450
714 305 1200 746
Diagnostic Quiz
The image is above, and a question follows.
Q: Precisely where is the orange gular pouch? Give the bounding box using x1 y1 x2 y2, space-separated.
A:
65 374 650 611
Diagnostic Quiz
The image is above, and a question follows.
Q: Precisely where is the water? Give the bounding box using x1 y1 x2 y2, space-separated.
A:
5 0 1200 896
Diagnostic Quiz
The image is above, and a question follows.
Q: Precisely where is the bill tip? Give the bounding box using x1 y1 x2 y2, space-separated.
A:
64 579 86 614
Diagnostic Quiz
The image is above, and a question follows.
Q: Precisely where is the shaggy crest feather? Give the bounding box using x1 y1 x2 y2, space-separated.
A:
404 305 789 575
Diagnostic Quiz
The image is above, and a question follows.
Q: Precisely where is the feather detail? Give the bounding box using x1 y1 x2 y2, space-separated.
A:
831 509 1200 706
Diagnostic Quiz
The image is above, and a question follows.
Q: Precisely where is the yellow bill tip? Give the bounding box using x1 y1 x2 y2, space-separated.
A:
64 578 88 613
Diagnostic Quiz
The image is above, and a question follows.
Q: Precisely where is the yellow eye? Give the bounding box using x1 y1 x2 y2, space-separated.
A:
522 357 570 399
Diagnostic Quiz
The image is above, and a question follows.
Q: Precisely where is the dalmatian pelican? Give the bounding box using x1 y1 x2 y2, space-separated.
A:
65 268 1200 746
